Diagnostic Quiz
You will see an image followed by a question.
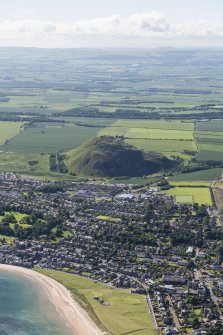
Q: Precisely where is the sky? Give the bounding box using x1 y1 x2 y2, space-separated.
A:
0 0 223 48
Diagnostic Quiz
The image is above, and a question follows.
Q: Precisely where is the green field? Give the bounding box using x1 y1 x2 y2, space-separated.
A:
164 187 212 205
0 122 23 145
170 168 223 182
112 120 195 131
110 176 158 185
125 138 196 153
36 269 156 335
99 119 196 159
196 120 223 132
196 132 223 148
176 195 193 203
96 215 120 222
0 152 50 174
99 127 194 140
195 128 223 161
1 50 223 183
169 181 211 187
197 150 223 162
6 123 100 154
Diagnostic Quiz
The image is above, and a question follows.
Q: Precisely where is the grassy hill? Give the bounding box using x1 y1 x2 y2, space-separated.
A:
66 136 179 177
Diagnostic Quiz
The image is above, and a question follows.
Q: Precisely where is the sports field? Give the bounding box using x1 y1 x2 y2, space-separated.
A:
164 187 212 205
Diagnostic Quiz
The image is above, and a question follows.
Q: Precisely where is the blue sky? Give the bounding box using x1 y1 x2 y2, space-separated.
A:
1 0 223 22
0 0 222 48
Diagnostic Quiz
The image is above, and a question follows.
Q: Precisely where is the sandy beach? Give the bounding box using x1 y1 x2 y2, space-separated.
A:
0 264 105 335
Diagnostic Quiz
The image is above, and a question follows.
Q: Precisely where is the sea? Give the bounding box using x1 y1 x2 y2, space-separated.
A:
0 271 73 335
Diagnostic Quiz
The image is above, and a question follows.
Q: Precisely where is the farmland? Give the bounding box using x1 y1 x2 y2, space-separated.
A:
170 168 223 182
125 139 196 154
0 49 223 183
164 187 212 205
195 120 223 162
99 126 194 140
6 123 100 154
99 119 197 157
0 48 223 118
37 269 156 335
112 120 195 131
196 120 223 132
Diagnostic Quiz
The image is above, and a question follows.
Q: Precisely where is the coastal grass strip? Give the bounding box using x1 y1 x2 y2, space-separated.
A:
36 269 157 335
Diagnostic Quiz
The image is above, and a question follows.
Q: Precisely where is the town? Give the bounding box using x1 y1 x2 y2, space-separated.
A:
0 172 222 335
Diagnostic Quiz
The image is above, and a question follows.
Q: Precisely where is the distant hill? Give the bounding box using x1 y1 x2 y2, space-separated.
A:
66 136 179 178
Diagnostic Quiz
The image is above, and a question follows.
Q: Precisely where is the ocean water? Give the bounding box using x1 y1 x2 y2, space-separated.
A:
0 271 73 335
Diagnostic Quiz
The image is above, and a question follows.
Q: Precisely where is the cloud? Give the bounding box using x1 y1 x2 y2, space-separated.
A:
0 12 222 47
176 20 223 37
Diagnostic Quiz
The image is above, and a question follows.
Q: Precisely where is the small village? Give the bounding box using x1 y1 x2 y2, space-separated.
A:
0 172 222 335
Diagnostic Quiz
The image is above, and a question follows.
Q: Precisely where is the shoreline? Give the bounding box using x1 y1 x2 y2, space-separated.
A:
0 264 105 335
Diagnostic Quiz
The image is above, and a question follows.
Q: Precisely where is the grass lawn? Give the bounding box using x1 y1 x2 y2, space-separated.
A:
12 212 28 222
96 215 120 222
0 212 31 230
0 152 50 174
0 235 15 244
164 187 212 205
36 269 156 335
176 195 193 203
0 121 23 145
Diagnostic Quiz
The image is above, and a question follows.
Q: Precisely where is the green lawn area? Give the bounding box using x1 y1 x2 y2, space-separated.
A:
0 235 15 244
164 187 212 205
0 152 50 174
176 195 193 203
0 212 31 230
96 215 120 222
12 212 28 222
36 269 156 335
0 121 23 145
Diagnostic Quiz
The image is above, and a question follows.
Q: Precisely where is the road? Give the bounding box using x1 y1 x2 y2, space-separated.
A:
146 293 158 330
167 296 181 329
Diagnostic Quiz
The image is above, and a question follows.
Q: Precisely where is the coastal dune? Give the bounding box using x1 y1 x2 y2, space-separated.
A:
0 264 105 335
